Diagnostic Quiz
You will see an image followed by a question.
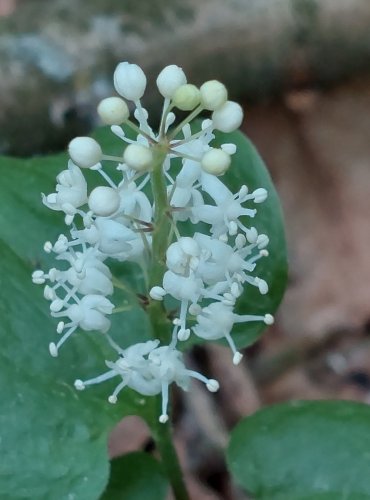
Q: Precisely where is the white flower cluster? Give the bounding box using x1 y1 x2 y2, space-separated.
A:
33 62 273 423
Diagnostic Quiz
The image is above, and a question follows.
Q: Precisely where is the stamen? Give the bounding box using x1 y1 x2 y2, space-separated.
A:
159 382 169 423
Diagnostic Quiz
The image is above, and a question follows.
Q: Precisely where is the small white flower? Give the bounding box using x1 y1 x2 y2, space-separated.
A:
42 161 87 214
74 341 219 423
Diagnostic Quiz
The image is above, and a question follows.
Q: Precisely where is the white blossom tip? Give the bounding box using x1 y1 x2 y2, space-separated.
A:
56 321 64 334
189 303 202 316
108 395 118 404
49 343 58 357
156 65 187 98
212 100 243 132
255 277 269 295
178 328 191 341
235 234 247 249
114 62 147 101
221 143 237 155
264 314 274 325
123 144 153 172
233 352 243 365
253 188 268 204
74 379 85 391
159 414 169 424
88 186 120 217
260 249 269 257
32 270 45 285
206 379 220 392
43 241 53 253
50 299 64 313
97 97 129 125
44 285 56 301
68 137 103 169
257 234 269 249
149 286 166 301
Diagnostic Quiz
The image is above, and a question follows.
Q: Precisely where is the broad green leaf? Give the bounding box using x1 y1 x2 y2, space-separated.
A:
102 452 168 500
227 400 370 499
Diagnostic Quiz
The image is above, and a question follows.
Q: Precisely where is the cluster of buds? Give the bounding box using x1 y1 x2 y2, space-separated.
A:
33 62 273 422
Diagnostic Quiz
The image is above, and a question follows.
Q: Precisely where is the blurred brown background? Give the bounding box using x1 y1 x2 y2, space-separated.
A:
1 0 370 498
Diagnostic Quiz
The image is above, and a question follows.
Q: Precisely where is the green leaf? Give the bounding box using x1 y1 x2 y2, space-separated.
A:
102 452 168 500
227 400 370 499
0 147 157 499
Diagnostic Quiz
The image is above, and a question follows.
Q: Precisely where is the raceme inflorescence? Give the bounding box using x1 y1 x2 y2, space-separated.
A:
32 62 273 423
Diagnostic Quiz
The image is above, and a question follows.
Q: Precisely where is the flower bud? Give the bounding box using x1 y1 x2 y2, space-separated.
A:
200 80 228 111
68 137 102 168
156 65 187 98
123 144 153 172
97 97 129 125
172 84 201 111
201 148 231 176
212 100 244 132
88 186 120 216
114 62 147 101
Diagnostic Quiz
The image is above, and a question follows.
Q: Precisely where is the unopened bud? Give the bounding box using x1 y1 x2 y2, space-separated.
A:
123 144 153 172
200 80 228 111
97 97 129 125
88 186 120 216
212 100 243 132
114 62 146 101
201 148 231 176
68 137 102 168
157 65 187 98
172 84 201 111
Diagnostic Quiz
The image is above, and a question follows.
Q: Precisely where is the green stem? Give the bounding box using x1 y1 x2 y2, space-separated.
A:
146 145 173 345
151 403 189 500
145 145 190 500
